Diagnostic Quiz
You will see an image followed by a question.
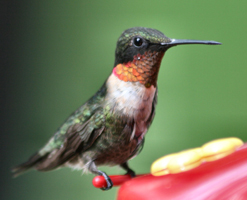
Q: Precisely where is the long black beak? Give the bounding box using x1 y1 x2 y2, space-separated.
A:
161 39 221 47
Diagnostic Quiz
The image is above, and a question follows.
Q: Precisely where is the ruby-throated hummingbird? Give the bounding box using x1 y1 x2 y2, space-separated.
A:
13 27 220 190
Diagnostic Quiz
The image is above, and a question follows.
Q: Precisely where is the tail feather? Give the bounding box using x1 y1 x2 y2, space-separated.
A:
12 136 82 177
12 153 47 177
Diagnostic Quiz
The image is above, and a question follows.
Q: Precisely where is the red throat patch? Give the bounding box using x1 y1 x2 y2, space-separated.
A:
113 51 164 88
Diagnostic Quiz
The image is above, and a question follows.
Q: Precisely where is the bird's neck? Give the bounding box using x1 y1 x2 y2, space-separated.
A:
113 51 165 88
105 74 156 119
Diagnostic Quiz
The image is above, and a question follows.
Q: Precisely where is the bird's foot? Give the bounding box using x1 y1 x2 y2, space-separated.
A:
125 169 136 178
120 163 136 178
97 170 113 190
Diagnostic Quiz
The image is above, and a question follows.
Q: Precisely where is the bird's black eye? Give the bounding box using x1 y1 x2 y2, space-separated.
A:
133 37 143 47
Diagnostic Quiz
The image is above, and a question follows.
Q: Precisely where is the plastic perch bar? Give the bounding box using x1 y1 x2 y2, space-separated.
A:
92 174 144 188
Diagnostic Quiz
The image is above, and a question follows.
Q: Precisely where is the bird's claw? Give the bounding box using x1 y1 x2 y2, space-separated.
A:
125 169 136 178
98 170 113 190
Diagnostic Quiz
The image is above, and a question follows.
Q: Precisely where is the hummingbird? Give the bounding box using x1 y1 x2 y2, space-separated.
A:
13 27 220 190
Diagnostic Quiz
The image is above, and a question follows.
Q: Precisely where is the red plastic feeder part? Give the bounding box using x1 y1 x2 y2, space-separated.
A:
117 143 247 200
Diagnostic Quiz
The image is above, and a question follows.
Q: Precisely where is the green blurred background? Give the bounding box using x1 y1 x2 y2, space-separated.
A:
2 0 247 199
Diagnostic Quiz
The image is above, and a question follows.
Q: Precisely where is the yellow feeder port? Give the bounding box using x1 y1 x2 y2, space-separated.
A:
151 137 243 176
